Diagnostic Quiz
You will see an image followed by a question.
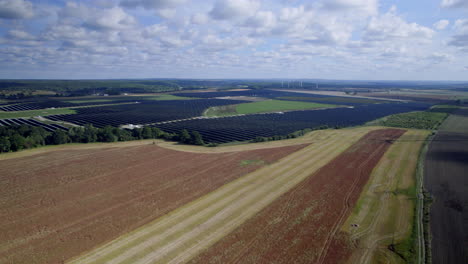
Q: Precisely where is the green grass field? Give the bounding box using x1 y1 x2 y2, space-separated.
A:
0 108 76 119
205 100 336 117
65 99 115 104
145 94 195 101
278 96 382 104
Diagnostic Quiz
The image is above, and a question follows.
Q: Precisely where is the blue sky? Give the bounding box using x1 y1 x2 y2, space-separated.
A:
0 0 468 80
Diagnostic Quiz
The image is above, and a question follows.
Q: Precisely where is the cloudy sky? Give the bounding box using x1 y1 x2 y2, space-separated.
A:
0 0 468 80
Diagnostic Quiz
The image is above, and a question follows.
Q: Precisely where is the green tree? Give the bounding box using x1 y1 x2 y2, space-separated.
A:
152 127 163 138
191 131 204 145
98 126 117 142
68 127 85 142
10 134 26 151
0 137 11 152
83 124 97 143
51 130 70 145
132 128 143 139
179 129 191 144
142 126 153 139
117 129 134 141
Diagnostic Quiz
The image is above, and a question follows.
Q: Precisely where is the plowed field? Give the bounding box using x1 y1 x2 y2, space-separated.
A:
0 143 305 264
189 129 405 264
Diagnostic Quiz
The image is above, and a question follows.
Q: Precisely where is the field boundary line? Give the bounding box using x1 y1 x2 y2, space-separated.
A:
68 129 371 264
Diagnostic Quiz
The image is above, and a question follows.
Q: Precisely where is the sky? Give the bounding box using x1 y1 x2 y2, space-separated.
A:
0 0 468 80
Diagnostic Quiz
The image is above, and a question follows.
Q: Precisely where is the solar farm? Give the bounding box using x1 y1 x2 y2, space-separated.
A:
0 88 430 144
1 85 463 264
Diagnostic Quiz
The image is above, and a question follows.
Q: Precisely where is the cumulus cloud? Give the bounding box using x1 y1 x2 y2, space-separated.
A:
449 19 468 51
364 7 434 42
191 13 209 25
433 19 449 30
210 0 260 20
120 0 185 9
322 0 378 16
244 11 276 29
7 29 35 40
0 0 33 19
84 7 137 31
0 0 467 79
441 0 468 9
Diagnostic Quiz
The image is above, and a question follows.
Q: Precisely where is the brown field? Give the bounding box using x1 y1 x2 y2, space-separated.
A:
188 129 405 264
68 127 378 264
0 143 306 264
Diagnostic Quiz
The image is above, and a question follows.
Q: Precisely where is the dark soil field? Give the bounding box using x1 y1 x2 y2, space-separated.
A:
0 143 306 264
424 108 468 263
188 129 405 264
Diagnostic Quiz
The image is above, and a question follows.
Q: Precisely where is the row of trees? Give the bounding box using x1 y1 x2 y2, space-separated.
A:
0 124 205 153
251 125 330 143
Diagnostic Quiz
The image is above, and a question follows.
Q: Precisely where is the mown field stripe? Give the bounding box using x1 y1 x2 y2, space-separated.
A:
131 137 355 264
343 130 429 264
158 132 386 264
69 129 373 264
84 132 347 264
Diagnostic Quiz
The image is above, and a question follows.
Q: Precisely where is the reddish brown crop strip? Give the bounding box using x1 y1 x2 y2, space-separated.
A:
189 129 405 264
0 143 306 264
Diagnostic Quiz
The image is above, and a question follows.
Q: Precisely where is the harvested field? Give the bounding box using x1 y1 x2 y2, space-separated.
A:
187 129 405 264
68 127 380 264
425 108 468 263
0 142 306 264
343 129 430 264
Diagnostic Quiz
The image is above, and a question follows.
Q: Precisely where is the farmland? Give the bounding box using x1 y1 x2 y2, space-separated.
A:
204 100 336 117
424 107 468 263
68 128 402 264
188 129 405 264
1 82 463 264
343 129 430 263
0 141 305 263
0 108 76 119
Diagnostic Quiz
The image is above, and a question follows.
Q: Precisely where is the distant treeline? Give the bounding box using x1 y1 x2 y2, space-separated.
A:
0 124 204 153
2 79 468 98
251 125 331 143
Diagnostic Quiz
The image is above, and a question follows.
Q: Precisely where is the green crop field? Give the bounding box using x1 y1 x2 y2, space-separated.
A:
205 100 336 117
145 94 196 100
237 100 336 114
65 99 115 104
278 96 382 104
0 108 76 119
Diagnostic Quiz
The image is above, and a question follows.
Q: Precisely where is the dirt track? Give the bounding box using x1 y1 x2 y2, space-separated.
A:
343 129 429 263
424 108 468 263
0 143 305 264
188 129 405 264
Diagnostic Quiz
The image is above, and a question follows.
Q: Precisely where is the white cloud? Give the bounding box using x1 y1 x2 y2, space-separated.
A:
84 7 137 31
0 0 467 80
210 0 260 20
449 19 468 51
364 7 434 42
7 29 35 40
191 13 209 25
0 0 33 19
244 11 276 29
441 0 468 9
322 0 378 16
120 0 185 9
433 19 449 30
